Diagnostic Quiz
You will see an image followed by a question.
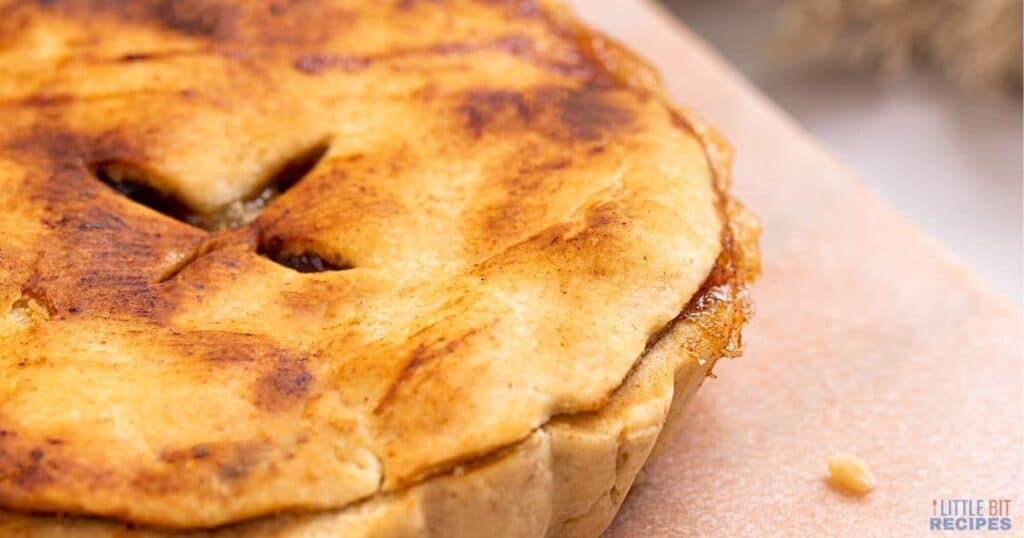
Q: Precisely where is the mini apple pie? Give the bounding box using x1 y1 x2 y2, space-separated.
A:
0 1 759 536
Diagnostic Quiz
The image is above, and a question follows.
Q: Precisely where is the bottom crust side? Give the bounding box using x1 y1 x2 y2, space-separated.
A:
0 328 711 538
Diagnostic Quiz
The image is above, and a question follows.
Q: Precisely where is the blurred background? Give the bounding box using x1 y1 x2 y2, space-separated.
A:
659 0 1023 302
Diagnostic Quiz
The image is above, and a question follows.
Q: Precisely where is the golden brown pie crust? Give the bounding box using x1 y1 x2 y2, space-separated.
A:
0 0 759 535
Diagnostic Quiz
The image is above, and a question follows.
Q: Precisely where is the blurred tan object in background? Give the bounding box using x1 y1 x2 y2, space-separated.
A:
660 0 1022 302
779 0 1023 95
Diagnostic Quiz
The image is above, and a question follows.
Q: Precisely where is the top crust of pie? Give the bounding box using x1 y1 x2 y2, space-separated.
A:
0 0 737 529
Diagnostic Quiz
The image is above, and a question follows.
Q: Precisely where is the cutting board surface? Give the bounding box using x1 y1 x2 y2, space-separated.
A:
566 1 1024 536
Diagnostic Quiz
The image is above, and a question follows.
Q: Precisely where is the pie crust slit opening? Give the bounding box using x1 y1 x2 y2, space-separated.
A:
204 141 332 231
90 141 330 233
264 141 330 195
91 161 201 228
257 237 353 273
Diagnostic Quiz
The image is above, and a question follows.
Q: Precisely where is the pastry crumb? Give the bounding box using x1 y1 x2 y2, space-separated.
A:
827 452 876 495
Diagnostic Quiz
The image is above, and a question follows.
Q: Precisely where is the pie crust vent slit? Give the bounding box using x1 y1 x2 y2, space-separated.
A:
93 142 340 278
257 237 352 273
265 141 330 195
204 141 331 231
90 141 329 232
92 161 200 227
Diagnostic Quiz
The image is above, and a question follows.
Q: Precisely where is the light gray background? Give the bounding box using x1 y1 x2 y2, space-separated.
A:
662 0 1023 302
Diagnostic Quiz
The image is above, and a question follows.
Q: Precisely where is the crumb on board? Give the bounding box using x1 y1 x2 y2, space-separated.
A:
827 452 876 495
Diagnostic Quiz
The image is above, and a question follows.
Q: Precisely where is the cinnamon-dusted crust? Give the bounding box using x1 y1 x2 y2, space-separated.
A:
0 0 759 535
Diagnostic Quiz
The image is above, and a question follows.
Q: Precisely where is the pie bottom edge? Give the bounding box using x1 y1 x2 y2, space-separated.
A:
0 287 746 538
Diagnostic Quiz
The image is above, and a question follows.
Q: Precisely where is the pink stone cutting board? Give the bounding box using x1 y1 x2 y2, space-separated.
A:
566 1 1024 536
